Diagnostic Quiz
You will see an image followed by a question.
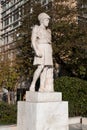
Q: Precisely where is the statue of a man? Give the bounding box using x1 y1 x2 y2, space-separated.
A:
30 12 54 92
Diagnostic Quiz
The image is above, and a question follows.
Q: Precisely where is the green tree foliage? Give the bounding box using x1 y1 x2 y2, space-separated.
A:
0 55 19 90
0 102 17 125
52 0 87 79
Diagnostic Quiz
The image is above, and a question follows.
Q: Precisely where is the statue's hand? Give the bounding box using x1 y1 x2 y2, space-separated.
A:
35 50 42 57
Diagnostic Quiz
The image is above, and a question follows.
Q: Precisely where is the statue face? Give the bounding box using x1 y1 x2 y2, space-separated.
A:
42 18 49 27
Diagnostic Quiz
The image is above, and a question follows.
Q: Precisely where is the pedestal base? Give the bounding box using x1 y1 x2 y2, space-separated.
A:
17 92 69 130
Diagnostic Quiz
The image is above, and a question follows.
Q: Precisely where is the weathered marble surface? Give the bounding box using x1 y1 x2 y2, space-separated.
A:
17 92 69 130
30 13 54 92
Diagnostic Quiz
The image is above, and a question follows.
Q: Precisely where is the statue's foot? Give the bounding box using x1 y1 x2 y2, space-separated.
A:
29 85 35 92
39 87 45 92
30 87 35 91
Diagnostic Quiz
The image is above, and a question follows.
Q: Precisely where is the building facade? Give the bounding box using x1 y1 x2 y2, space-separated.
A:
0 0 51 60
0 0 52 62
0 0 51 45
1 0 29 47
0 0 87 60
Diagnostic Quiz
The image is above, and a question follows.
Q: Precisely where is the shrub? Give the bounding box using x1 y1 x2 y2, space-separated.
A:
0 102 17 125
54 76 87 117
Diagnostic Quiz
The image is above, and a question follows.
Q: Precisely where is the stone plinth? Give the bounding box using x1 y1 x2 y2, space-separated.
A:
82 118 87 130
26 91 62 102
17 92 69 130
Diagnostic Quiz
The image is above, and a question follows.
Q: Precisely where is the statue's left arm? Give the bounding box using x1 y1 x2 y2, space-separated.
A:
31 25 42 57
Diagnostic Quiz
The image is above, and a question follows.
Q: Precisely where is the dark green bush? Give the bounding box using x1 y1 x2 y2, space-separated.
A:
0 102 17 125
54 76 87 117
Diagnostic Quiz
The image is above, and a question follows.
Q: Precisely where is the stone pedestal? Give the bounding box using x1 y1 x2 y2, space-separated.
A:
17 92 69 130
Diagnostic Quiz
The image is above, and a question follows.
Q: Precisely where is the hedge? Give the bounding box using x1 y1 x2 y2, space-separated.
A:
0 102 17 125
54 76 87 117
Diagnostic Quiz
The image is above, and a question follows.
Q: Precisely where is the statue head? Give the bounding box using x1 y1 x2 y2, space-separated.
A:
38 12 50 27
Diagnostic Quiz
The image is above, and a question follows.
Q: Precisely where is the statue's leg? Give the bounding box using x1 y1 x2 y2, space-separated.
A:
30 65 44 91
45 67 54 92
39 66 48 92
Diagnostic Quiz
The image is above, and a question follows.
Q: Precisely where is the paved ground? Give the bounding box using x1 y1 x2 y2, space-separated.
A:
69 124 87 130
0 125 17 130
0 124 87 130
69 124 82 130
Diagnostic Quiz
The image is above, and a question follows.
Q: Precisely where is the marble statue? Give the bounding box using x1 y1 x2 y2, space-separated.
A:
30 12 54 92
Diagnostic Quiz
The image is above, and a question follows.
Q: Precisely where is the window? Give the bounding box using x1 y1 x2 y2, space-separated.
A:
10 15 12 23
13 21 19 27
4 18 9 26
10 6 15 11
2 4 6 11
2 12 7 17
13 9 19 21
4 35 9 44
6 2 9 9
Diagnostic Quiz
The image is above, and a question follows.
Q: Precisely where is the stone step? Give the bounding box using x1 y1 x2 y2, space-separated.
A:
0 125 17 130
26 91 62 102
